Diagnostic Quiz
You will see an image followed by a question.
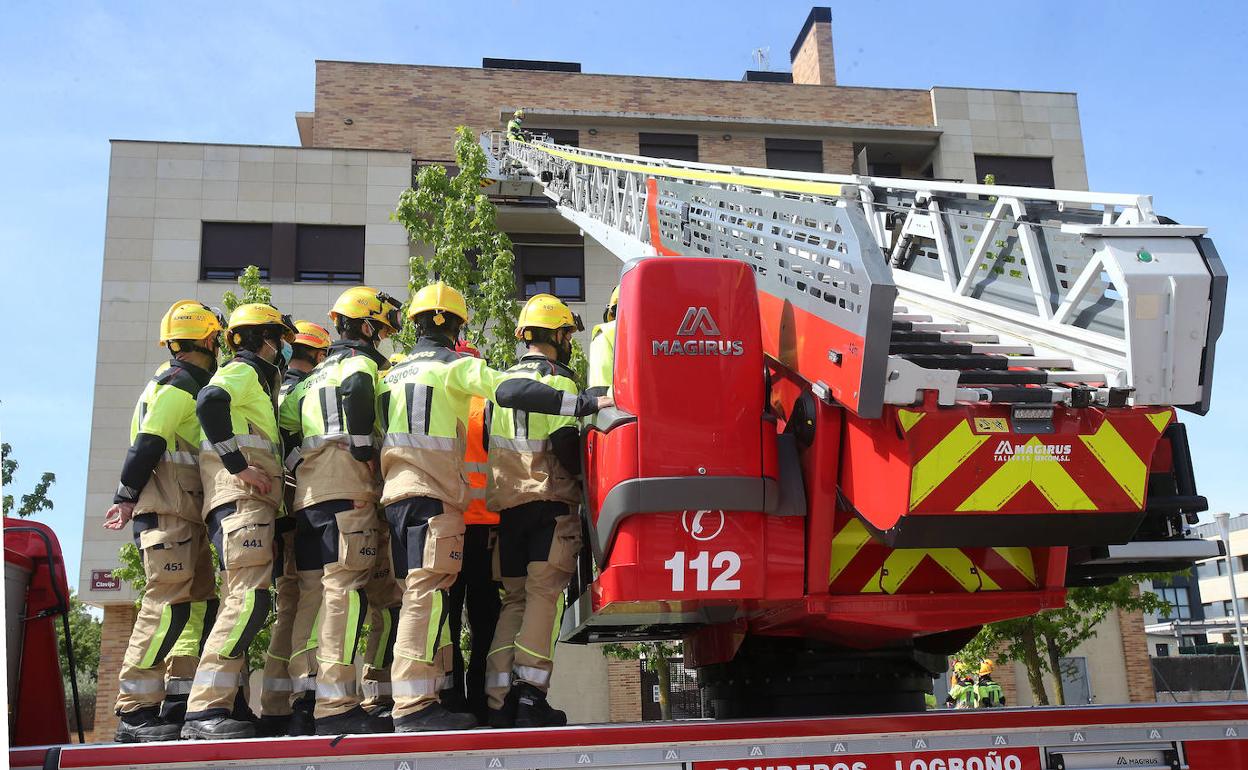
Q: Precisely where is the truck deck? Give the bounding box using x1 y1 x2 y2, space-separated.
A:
13 703 1248 770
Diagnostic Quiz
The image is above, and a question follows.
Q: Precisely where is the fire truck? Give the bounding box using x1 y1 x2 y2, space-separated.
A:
5 131 1239 767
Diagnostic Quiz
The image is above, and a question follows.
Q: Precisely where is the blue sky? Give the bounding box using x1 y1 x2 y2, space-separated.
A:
1 0 1245 589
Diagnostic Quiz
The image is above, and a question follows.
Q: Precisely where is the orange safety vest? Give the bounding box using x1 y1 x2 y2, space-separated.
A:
463 397 499 525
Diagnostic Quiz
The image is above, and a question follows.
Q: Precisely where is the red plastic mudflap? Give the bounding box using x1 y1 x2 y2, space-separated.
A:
838 404 1176 548
586 257 783 564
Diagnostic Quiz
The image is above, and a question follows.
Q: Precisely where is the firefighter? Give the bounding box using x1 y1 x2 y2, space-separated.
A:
286 287 403 735
507 109 525 140
104 300 224 743
586 284 618 398
945 661 977 710
443 340 502 723
975 660 1005 708
377 282 608 732
484 294 586 728
181 304 295 740
257 320 331 737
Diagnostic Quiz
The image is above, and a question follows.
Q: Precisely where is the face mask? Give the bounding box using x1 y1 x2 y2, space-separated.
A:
280 341 293 367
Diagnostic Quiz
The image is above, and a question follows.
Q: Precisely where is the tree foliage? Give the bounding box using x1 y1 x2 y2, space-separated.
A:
2 442 56 517
59 593 102 682
392 126 520 368
217 266 273 364
956 575 1172 705
602 641 681 720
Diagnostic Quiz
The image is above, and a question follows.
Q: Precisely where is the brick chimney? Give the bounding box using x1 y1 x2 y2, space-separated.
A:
789 7 835 86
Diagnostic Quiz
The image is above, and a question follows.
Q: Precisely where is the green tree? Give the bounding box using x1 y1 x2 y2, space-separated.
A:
218 265 273 364
956 575 1172 705
602 641 680 720
2 442 56 517
392 126 520 368
59 593 102 682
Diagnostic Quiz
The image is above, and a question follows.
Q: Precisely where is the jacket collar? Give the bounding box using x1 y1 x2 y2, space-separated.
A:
233 350 279 394
329 339 389 368
170 358 214 388
414 333 457 352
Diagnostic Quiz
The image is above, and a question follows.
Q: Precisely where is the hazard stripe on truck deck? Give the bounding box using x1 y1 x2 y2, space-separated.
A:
11 703 1248 770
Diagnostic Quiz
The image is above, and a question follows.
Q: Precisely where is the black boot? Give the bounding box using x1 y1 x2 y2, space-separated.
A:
158 692 189 725
288 694 316 736
513 683 567 728
393 703 478 732
180 715 257 740
487 687 520 729
314 706 394 735
364 705 395 733
256 714 291 737
115 707 181 743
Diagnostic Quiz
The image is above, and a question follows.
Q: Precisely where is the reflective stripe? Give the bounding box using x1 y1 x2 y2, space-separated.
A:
486 672 512 689
201 434 275 453
516 641 553 663
361 681 392 698
163 450 198 466
349 434 376 448
437 674 453 691
263 677 294 692
468 487 488 500
514 664 551 686
316 680 358 699
391 678 442 697
194 670 244 689
284 447 303 472
559 392 577 416
116 483 140 500
491 437 552 452
383 433 457 451
406 383 430 434
487 644 515 658
292 676 316 693
164 679 193 695
119 678 164 694
302 433 348 449
464 461 490 473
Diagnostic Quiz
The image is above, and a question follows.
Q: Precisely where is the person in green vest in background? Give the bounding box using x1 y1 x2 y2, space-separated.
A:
945 661 977 709
975 659 1005 708
587 285 617 399
507 109 525 141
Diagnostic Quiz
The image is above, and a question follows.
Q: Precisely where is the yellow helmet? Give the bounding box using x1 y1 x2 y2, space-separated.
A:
329 286 402 332
293 320 332 350
408 282 469 326
226 303 296 348
514 109 524 119
604 284 620 322
388 352 408 366
516 293 582 340
952 660 969 676
979 660 995 676
158 299 224 347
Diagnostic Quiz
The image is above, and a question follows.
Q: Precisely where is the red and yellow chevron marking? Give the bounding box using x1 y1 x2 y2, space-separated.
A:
828 517 1043 595
895 406 1173 516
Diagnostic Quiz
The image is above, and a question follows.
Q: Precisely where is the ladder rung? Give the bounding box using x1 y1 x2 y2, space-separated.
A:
1044 372 1109 384
909 322 969 333
890 330 943 343
892 313 933 323
958 370 1049 385
900 354 1008 370
890 342 972 355
973 345 1034 355
1012 357 1075 369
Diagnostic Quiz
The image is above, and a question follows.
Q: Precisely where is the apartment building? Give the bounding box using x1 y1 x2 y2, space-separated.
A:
83 7 1100 735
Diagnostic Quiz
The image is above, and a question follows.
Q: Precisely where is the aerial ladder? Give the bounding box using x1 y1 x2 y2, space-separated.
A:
483 132 1228 717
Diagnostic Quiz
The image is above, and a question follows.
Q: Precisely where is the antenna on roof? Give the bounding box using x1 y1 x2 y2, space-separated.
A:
751 47 771 71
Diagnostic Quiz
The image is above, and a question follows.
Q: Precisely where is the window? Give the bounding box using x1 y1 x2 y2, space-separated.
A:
639 133 698 162
1218 559 1228 576
295 225 365 283
868 162 903 178
528 128 579 147
1239 555 1248 573
974 155 1055 188
1224 600 1234 616
510 233 585 301
201 222 272 280
200 222 364 283
1154 586 1192 620
766 138 822 172
1156 643 1171 657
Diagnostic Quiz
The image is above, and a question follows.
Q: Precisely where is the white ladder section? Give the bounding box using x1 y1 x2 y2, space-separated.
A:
485 132 1226 416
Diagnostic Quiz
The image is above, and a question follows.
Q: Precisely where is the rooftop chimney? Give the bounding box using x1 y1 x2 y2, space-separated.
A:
789 7 835 86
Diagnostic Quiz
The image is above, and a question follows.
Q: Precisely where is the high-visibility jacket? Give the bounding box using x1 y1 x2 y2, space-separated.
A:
463 397 499 526
587 320 615 398
292 340 387 509
975 678 1005 707
507 118 523 139
196 351 284 512
375 335 597 510
485 353 582 510
115 359 213 522
947 679 977 709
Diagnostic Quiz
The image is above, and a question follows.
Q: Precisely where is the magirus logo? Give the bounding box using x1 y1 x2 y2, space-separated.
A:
652 306 744 356
993 439 1072 463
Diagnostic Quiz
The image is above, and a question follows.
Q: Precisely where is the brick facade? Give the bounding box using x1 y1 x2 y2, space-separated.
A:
1118 607 1158 702
310 62 934 159
606 657 643 722
791 16 836 86
92 603 137 741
